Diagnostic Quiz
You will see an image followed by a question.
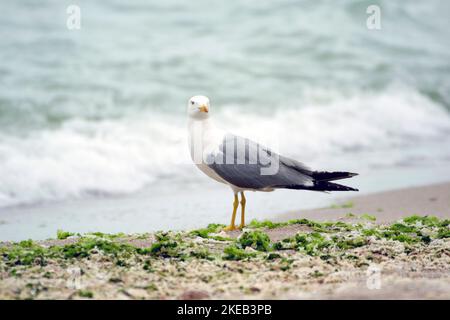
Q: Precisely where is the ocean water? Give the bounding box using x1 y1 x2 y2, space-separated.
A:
1 0 450 240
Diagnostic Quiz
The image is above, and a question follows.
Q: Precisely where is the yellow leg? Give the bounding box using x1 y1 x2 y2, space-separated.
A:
223 194 239 231
239 192 246 229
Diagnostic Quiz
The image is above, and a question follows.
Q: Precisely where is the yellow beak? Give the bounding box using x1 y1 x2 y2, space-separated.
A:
198 105 209 113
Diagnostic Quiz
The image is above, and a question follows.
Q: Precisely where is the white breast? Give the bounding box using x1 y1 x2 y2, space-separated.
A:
188 118 229 185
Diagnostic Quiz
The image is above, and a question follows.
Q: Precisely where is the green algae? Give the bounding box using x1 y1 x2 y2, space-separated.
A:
238 230 272 252
223 245 256 260
0 235 149 267
360 214 377 221
248 219 282 229
190 223 226 238
1 215 448 269
86 232 127 239
148 232 182 258
274 232 333 256
265 252 281 260
78 290 94 298
222 230 272 260
189 224 231 241
248 217 340 232
58 237 137 259
330 201 354 209
189 248 215 260
1 240 47 266
335 236 368 249
56 230 75 240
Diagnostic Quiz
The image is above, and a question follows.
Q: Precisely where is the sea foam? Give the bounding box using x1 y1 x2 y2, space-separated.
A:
0 89 449 208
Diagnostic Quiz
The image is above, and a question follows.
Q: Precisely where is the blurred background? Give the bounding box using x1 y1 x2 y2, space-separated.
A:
1 0 450 240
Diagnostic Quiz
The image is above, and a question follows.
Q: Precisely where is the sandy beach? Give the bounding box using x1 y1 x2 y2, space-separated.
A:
2 0 450 305
278 181 450 223
0 182 449 300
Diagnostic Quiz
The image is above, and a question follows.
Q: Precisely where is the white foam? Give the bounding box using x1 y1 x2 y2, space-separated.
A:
0 115 191 207
220 88 450 165
0 89 449 207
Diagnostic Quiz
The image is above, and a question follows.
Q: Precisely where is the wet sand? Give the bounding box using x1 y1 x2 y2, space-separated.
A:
277 182 450 223
0 182 449 300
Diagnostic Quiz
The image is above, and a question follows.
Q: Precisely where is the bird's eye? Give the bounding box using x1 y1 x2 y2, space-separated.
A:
191 101 195 105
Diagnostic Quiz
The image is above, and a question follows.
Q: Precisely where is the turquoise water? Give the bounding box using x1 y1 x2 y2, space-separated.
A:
0 1 450 239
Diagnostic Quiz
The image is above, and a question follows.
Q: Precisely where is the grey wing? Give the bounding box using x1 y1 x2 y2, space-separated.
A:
206 134 314 189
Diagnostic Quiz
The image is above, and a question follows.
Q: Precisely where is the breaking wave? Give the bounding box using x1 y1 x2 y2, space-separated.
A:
0 88 449 207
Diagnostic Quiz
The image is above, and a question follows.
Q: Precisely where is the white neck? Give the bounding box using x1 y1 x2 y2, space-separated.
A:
187 117 224 162
188 117 218 143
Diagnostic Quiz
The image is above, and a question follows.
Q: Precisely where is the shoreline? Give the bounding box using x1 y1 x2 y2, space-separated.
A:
276 181 450 224
0 182 449 299
1 166 450 241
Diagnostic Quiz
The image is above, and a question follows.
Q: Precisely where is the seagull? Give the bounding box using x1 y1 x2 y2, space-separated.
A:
187 95 358 231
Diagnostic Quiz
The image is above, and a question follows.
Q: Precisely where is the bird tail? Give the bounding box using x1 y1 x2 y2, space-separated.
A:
284 180 359 192
280 171 358 191
311 171 358 181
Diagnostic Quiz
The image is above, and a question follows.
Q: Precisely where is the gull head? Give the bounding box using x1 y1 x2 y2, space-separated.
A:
188 95 210 119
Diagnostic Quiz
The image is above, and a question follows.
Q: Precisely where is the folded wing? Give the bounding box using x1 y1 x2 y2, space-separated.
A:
206 134 358 191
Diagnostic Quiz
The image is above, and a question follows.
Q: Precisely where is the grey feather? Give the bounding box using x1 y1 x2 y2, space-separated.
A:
206 134 313 189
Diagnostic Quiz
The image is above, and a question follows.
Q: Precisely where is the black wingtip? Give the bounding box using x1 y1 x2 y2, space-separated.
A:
282 181 359 192
312 171 359 181
314 180 359 192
